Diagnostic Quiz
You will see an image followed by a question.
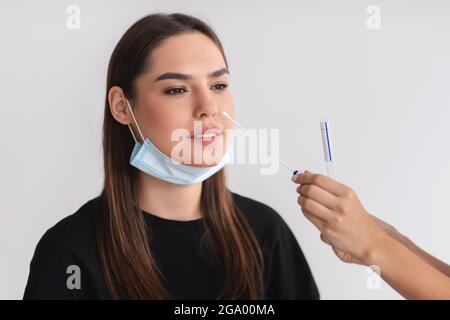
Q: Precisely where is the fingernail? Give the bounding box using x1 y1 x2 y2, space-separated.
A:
291 171 301 182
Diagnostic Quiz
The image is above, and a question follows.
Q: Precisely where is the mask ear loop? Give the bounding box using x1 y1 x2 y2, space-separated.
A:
124 98 145 143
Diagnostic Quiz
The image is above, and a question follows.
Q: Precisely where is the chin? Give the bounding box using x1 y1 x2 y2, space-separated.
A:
188 158 221 167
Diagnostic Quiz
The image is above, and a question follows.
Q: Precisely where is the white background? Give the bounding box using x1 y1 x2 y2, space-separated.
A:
1 0 449 299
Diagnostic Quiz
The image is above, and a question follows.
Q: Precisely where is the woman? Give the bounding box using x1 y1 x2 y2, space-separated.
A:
23 13 319 300
292 171 450 299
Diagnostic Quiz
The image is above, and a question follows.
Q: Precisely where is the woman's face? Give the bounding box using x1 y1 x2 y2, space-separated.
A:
130 31 234 167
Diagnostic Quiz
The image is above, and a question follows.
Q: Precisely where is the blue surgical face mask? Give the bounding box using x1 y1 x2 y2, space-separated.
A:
125 99 233 185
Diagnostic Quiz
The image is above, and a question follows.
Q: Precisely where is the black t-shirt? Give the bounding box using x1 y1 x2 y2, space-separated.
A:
23 192 319 300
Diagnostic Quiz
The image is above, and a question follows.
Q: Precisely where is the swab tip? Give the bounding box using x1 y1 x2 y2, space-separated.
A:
222 110 231 118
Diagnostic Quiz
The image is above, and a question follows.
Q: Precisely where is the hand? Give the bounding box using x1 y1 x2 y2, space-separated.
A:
292 171 388 265
324 214 402 265
320 234 363 265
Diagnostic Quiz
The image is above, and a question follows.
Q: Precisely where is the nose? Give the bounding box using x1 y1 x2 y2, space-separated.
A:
193 91 218 119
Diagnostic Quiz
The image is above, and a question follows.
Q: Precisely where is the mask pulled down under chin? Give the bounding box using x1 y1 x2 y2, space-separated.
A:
129 137 234 185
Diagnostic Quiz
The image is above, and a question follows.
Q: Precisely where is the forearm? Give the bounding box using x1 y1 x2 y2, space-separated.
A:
365 233 450 300
375 215 450 277
394 234 450 277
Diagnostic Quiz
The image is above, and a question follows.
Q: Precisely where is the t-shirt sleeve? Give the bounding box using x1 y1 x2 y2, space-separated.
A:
23 228 84 299
264 216 320 300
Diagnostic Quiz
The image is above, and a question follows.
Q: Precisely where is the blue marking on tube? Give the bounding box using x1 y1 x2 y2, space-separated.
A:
325 122 332 162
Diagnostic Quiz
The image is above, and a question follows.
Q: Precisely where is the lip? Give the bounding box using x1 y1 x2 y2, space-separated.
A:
189 125 223 146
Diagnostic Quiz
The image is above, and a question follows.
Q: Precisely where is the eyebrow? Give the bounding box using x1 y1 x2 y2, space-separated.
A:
154 67 229 82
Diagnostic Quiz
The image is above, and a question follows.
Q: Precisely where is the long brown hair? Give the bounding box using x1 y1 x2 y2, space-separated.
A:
95 13 264 299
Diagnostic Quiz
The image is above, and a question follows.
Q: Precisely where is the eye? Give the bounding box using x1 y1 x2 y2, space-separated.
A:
164 87 188 95
210 83 228 91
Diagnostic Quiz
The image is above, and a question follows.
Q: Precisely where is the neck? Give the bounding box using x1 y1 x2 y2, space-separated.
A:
137 172 203 221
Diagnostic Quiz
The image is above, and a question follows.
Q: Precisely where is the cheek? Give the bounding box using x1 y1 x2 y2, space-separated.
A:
220 94 235 126
216 91 234 117
153 116 191 157
214 93 233 145
140 105 191 157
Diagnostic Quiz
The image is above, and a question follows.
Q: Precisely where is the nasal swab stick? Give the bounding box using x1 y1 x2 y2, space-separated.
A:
222 111 299 175
320 118 335 179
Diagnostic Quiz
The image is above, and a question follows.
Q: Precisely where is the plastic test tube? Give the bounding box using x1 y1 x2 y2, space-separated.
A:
320 118 335 179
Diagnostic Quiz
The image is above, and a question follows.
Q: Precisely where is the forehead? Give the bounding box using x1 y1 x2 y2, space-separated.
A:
148 31 226 75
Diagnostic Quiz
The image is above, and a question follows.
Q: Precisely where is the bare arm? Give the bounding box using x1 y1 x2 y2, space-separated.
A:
371 214 450 278
365 231 450 300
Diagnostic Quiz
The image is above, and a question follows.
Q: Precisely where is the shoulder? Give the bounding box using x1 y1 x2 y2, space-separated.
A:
231 192 291 241
24 197 103 299
33 196 100 260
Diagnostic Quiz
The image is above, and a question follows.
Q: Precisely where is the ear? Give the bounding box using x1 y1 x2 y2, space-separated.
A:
108 86 132 125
